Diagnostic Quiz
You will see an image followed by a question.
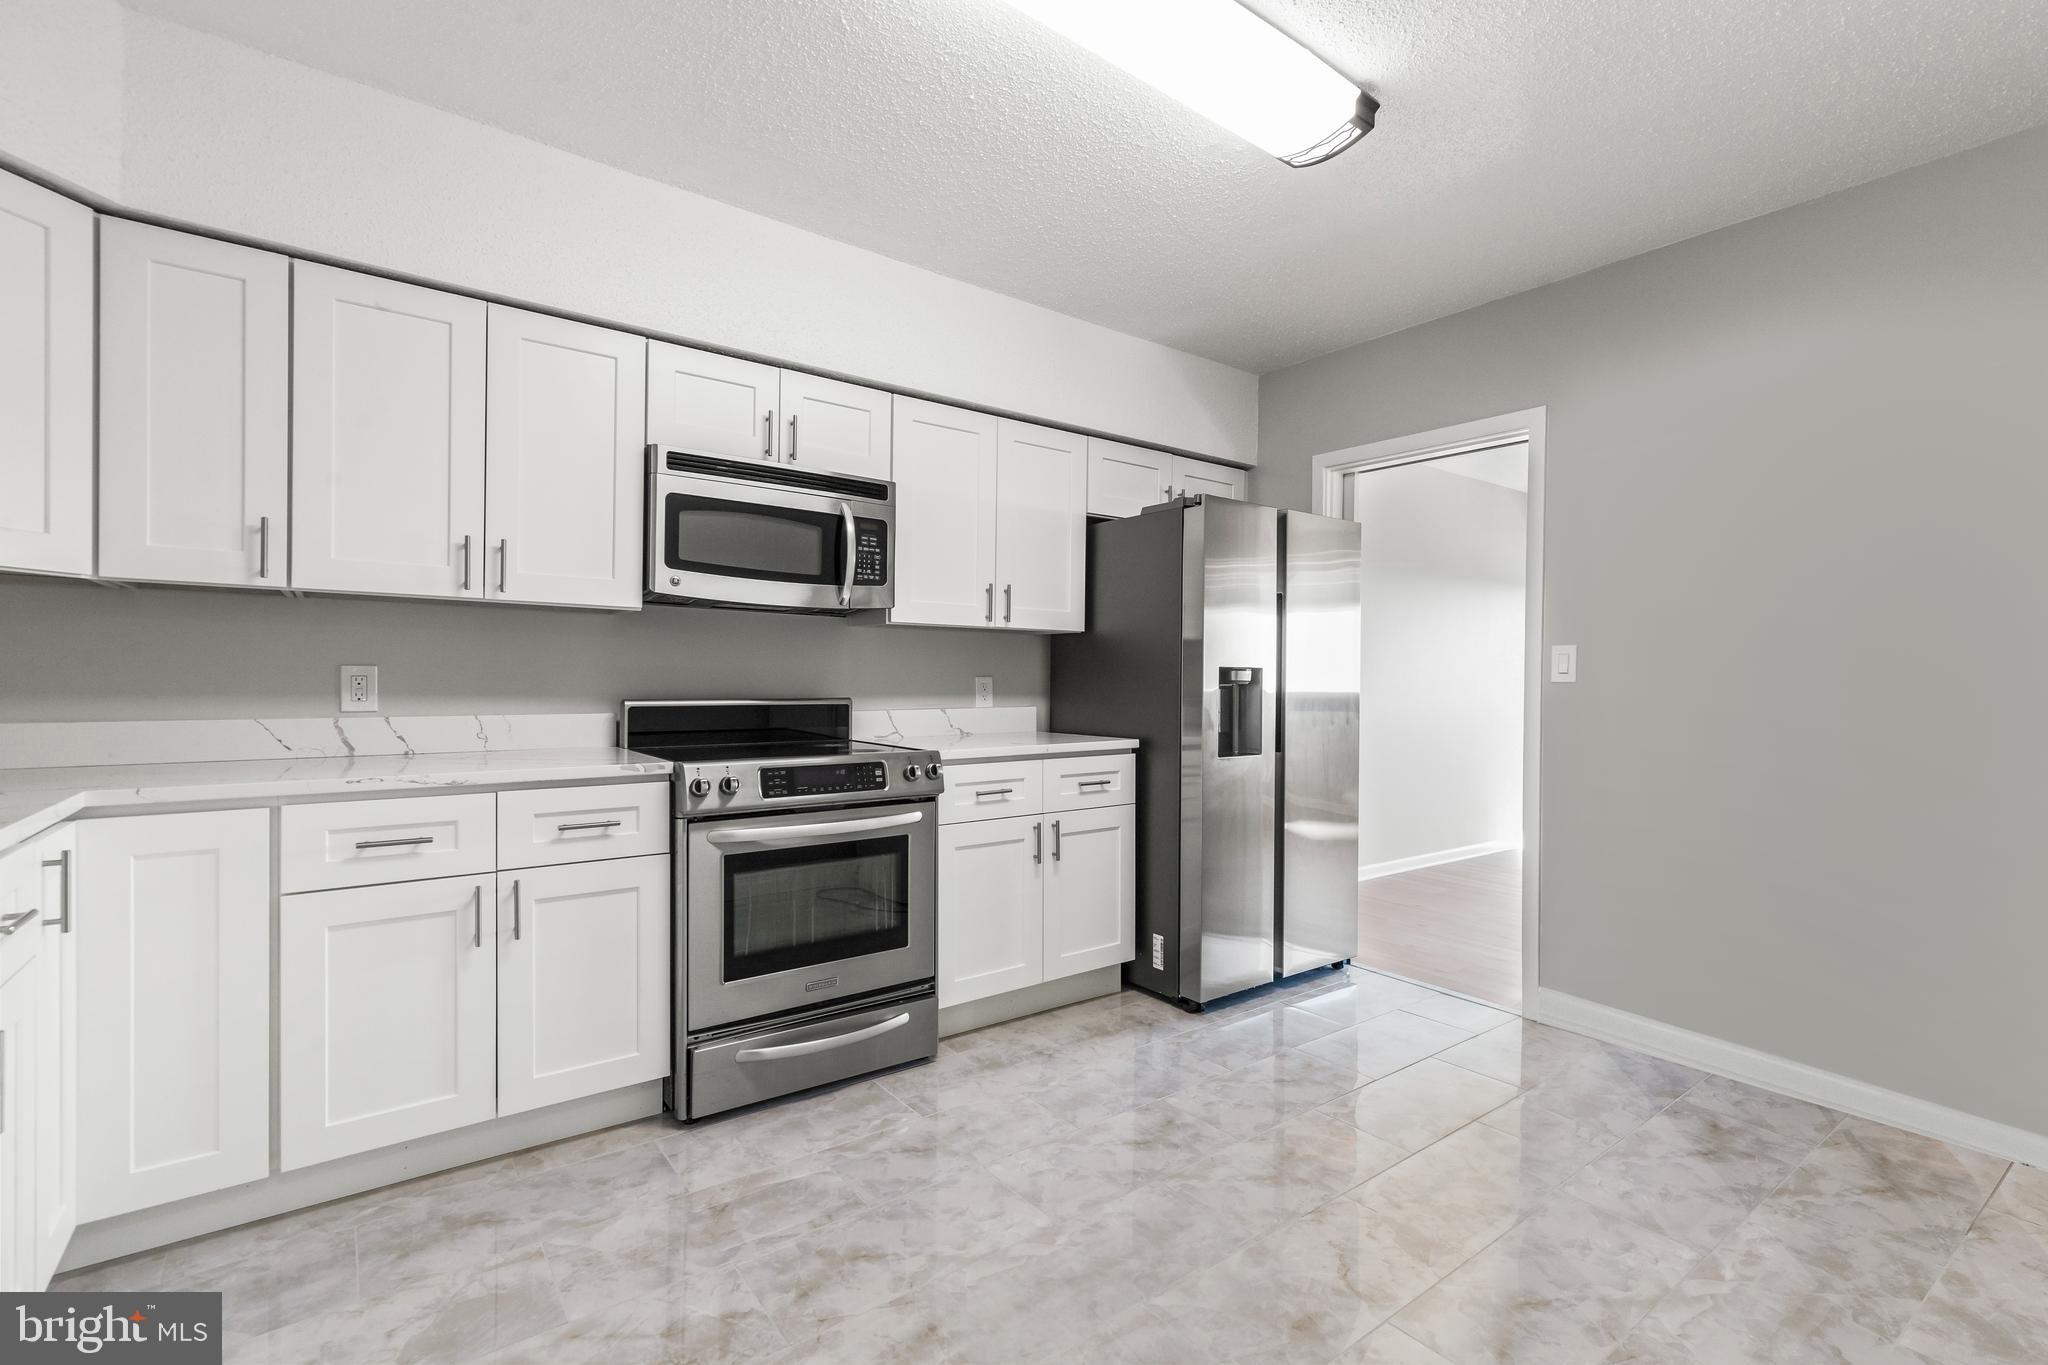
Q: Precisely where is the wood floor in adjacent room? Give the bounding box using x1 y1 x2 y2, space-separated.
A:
1357 850 1523 1011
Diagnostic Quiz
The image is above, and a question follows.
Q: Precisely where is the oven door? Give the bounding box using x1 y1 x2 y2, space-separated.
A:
684 800 936 1031
649 472 893 612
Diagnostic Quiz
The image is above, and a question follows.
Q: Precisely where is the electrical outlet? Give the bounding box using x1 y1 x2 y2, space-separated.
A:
338 665 379 712
973 676 994 708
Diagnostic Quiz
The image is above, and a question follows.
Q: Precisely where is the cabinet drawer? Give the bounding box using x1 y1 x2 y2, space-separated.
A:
281 793 496 892
1044 753 1136 812
496 782 670 869
936 760 1044 824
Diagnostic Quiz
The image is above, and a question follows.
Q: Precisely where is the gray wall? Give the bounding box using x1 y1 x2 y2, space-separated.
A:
1353 459 1526 870
1253 126 2048 1138
0 579 1048 722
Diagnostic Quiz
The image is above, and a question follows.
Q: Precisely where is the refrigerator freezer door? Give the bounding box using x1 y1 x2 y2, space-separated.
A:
1188 499 1280 1002
1278 510 1363 977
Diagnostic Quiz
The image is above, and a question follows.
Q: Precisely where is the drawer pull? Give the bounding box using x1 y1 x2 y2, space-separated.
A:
1078 779 1113 790
556 819 623 833
972 787 1016 799
0 910 37 937
735 1012 910 1063
354 835 436 850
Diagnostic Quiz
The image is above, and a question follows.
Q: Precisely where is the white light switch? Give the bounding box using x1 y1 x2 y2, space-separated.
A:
339 665 379 712
1549 645 1578 683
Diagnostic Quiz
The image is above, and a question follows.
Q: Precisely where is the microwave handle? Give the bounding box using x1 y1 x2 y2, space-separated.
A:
838 500 857 607
706 810 925 845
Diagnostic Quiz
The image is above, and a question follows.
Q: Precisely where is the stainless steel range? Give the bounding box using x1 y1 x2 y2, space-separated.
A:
621 699 944 1120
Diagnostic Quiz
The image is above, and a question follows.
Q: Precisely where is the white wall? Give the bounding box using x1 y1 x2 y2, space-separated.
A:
1254 125 2048 1141
96 12 1256 464
1353 457 1526 872
0 0 124 198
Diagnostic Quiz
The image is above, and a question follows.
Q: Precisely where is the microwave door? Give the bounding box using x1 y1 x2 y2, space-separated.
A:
653 476 849 612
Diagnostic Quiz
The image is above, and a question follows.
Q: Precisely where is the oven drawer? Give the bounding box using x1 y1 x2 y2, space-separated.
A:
1044 753 1136 812
935 759 1045 824
497 781 670 869
281 792 496 892
688 992 936 1120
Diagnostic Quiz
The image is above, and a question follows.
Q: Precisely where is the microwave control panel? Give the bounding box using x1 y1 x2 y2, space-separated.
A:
853 520 888 585
760 761 889 799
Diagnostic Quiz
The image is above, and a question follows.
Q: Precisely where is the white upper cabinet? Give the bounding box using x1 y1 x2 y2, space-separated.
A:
995 419 1088 632
98 221 291 589
0 170 93 578
647 342 778 463
779 371 892 481
1170 455 1247 501
889 398 1000 628
1086 437 1172 519
291 262 487 599
485 306 646 610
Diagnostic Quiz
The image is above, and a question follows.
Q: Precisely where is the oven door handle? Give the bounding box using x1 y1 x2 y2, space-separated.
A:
735 1011 911 1063
837 500 857 608
705 810 924 845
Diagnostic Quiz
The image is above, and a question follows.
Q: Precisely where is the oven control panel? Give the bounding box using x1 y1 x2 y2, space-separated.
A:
759 761 889 800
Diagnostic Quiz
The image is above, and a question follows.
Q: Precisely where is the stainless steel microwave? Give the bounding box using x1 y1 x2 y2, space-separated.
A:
646 448 895 613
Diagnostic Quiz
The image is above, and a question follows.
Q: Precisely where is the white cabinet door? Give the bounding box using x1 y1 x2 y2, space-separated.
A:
31 826 75 1287
779 371 891 481
647 342 779 463
994 419 1088 632
0 919 39 1292
889 398 999 628
1044 804 1137 981
497 856 670 1116
98 221 290 588
292 262 486 598
280 875 497 1169
937 814 1044 1008
0 170 93 577
485 306 646 609
76 810 270 1220
1171 455 1247 501
1087 437 1172 519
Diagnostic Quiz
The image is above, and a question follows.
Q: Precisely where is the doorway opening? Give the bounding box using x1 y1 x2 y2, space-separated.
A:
1312 409 1545 1012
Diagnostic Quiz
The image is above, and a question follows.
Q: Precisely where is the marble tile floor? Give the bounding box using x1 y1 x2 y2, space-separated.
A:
58 967 2048 1364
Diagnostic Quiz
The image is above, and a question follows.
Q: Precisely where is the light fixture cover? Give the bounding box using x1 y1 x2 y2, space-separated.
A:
1003 0 1374 165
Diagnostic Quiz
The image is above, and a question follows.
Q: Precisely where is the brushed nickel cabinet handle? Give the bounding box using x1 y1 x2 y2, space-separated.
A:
1052 819 1063 861
259 515 271 579
355 835 435 850
1004 584 1013 624
972 787 1015 798
0 910 37 936
556 819 623 833
984 583 994 623
788 413 798 461
512 879 523 941
1032 821 1042 864
42 849 71 932
461 534 473 591
763 410 774 459
472 884 482 948
497 538 509 594
1079 778 1113 791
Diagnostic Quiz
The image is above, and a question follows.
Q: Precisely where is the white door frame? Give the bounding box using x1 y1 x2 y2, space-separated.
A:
1310 406 1547 1012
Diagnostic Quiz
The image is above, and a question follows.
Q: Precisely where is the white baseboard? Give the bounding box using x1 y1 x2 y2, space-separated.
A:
1359 840 1518 882
1533 988 2048 1170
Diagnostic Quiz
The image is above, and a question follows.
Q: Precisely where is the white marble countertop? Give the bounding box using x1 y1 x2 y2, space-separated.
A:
894 730 1140 762
0 748 672 854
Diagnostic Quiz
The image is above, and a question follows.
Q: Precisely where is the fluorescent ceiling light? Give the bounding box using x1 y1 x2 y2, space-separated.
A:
1002 0 1378 166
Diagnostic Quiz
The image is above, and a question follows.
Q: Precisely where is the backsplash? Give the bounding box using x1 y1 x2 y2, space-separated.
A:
851 706 1038 742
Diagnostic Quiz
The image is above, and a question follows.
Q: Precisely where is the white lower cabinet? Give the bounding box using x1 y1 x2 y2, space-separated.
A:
937 815 1044 1008
497 857 670 1116
280 874 499 1170
936 756 1138 1010
32 825 76 1287
1044 806 1137 978
0 922 38 1292
76 809 271 1222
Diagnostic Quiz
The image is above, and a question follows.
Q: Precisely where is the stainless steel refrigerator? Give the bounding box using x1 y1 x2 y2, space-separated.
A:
1050 496 1361 1009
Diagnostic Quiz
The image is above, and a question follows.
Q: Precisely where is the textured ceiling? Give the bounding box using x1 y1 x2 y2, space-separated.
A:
119 0 2048 372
